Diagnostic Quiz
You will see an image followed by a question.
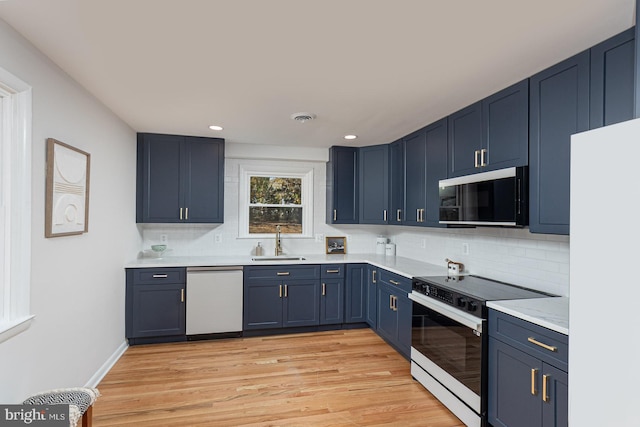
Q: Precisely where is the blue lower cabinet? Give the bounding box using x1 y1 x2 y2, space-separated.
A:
319 278 343 325
243 265 320 330
488 309 568 427
345 264 367 323
126 268 186 344
375 270 412 359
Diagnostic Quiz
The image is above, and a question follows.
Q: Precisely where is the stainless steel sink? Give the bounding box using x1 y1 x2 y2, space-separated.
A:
251 256 306 261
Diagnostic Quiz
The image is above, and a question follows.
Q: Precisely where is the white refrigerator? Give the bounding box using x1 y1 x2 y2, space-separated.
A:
570 118 640 426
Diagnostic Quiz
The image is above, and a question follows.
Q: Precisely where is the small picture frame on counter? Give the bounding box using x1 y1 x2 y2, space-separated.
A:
325 236 346 254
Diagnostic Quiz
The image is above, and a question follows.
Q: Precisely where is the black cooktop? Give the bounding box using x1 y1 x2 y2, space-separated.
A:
413 275 553 303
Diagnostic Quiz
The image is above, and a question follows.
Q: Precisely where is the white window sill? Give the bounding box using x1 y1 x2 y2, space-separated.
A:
0 315 35 344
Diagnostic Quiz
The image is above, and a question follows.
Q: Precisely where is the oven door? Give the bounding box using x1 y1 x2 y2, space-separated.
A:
409 292 484 414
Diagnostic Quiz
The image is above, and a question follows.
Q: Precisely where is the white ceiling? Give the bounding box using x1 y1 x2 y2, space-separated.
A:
0 0 635 148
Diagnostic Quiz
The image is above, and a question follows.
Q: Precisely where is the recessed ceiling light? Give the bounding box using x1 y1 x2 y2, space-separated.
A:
209 125 223 131
344 134 357 140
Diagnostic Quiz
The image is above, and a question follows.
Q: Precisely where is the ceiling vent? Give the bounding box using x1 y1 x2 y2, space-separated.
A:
290 112 316 123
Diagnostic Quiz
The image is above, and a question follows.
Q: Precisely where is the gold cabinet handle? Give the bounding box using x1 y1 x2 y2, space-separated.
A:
279 285 282 298
389 279 400 286
181 288 185 303
180 207 183 220
277 272 290 276
481 148 487 166
393 296 398 311
333 209 337 221
284 284 288 297
389 294 393 310
542 374 550 403
326 269 340 274
322 283 326 296
528 337 558 352
474 150 480 168
531 368 538 395
185 207 189 220
372 270 376 283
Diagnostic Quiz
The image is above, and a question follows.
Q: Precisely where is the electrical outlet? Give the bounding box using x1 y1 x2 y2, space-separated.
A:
462 242 470 255
160 234 168 243
214 234 222 243
315 234 324 243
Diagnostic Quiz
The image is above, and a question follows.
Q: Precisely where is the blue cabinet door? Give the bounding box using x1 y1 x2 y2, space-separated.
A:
137 133 225 223
542 363 568 427
320 278 343 325
488 337 542 427
396 293 412 358
359 144 389 224
482 79 529 172
137 133 183 223
183 136 224 223
404 129 426 226
590 28 635 129
389 140 405 225
283 280 320 328
424 118 449 227
345 264 366 323
326 146 359 224
448 101 483 177
243 279 283 330
130 283 186 338
529 51 590 235
376 282 398 344
365 266 378 328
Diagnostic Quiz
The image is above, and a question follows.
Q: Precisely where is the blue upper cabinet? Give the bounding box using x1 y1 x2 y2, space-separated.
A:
448 81 528 178
326 146 359 224
482 80 529 171
448 101 483 177
590 28 635 129
388 139 405 225
529 51 590 235
136 133 225 223
404 118 448 227
359 144 390 224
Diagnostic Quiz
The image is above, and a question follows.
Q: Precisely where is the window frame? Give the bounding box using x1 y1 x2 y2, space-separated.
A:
0 67 34 344
238 162 314 239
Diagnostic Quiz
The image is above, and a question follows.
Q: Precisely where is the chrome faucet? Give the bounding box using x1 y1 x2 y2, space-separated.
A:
275 225 283 256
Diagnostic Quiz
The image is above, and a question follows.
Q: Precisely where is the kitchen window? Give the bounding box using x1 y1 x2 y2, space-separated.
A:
238 162 313 238
0 67 34 343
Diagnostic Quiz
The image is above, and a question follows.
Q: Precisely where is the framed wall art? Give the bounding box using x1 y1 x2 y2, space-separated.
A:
45 138 91 237
325 236 346 254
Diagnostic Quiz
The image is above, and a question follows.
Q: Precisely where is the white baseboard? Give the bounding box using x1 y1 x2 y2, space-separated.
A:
85 340 128 388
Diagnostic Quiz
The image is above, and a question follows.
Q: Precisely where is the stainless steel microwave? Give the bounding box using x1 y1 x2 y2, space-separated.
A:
439 166 528 227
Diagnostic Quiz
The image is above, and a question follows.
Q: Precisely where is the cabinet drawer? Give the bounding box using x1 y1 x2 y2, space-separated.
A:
378 269 412 293
129 268 185 285
244 265 320 280
321 264 345 278
489 309 568 371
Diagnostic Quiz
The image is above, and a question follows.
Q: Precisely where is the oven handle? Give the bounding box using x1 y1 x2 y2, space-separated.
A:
409 292 483 334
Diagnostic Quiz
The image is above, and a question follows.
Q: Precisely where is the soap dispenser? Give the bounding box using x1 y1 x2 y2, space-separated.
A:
255 242 263 256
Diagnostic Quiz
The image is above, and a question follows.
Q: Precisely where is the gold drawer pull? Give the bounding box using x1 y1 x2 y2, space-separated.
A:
326 269 340 274
531 368 538 395
528 337 558 352
277 272 290 276
389 280 400 285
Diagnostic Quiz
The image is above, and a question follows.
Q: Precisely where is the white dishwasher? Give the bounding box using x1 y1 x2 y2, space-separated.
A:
186 266 243 338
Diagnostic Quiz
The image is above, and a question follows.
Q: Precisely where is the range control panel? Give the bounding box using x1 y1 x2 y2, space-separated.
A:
412 280 482 314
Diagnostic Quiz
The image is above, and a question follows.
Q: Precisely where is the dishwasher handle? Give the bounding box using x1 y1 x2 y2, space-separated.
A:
187 266 243 272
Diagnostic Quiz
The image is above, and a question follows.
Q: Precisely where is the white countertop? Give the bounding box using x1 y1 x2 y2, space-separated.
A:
125 253 450 279
487 297 569 335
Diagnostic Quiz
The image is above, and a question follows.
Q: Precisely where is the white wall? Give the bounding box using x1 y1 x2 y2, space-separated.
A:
0 19 140 402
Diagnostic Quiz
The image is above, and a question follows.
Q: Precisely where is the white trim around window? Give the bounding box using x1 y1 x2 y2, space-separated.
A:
0 66 34 344
238 161 314 239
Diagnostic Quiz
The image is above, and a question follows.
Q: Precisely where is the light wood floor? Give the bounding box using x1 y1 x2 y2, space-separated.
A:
94 329 464 426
